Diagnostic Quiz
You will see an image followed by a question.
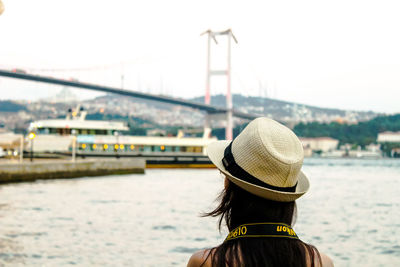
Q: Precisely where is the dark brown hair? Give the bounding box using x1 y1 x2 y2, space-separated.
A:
202 180 321 267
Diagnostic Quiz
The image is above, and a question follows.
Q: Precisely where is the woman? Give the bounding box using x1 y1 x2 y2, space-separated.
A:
187 117 334 267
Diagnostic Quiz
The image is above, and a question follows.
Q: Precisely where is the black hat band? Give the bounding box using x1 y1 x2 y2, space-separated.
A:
222 141 297 193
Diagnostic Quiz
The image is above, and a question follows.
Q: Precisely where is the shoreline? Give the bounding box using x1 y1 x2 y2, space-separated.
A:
0 158 145 184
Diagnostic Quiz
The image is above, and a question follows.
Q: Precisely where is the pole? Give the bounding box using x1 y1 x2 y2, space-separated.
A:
114 131 119 159
121 62 125 89
205 33 211 105
30 138 33 162
71 129 77 162
19 135 23 163
204 31 212 131
72 136 76 162
226 31 233 140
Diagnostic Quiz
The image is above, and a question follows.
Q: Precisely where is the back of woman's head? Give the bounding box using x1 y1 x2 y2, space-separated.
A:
203 180 319 267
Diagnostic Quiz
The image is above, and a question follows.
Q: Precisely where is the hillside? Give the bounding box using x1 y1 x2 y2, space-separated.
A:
0 94 382 134
190 94 378 124
0 100 27 112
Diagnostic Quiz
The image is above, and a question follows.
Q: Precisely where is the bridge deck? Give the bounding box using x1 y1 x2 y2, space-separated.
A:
0 69 257 120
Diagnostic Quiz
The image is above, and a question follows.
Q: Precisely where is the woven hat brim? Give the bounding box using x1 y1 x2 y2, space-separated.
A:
207 140 310 202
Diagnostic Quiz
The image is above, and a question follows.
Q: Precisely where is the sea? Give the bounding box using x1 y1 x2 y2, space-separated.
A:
0 158 399 266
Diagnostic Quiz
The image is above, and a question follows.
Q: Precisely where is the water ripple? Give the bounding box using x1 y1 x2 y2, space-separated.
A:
152 225 176 230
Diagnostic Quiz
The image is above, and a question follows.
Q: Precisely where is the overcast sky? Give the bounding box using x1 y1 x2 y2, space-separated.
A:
1 0 400 114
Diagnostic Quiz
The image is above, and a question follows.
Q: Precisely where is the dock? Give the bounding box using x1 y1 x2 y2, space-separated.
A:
0 158 145 184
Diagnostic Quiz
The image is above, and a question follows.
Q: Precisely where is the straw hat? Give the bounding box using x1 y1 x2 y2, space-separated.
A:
207 117 309 202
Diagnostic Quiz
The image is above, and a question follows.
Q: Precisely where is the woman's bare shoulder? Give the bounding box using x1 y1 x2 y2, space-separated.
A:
187 249 212 267
304 246 334 267
319 252 334 267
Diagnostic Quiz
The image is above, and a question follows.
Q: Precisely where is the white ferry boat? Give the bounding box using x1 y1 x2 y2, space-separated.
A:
28 107 217 168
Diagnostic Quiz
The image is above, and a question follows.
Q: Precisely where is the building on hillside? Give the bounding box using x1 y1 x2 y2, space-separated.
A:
377 131 400 157
377 131 400 143
347 144 382 158
365 143 381 153
299 137 339 157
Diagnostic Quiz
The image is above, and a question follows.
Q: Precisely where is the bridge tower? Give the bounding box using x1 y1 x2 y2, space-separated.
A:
201 29 238 140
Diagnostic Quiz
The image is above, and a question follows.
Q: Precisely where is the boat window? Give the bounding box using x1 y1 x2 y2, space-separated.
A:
56 128 69 135
37 128 47 134
143 146 151 152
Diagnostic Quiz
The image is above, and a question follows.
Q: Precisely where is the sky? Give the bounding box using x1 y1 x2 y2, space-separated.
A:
0 0 400 114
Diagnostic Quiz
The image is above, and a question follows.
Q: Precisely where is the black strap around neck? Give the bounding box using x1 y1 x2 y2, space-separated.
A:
225 223 299 242
222 142 297 193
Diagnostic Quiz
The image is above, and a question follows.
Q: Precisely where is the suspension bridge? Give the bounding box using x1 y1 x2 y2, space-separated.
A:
0 30 259 139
